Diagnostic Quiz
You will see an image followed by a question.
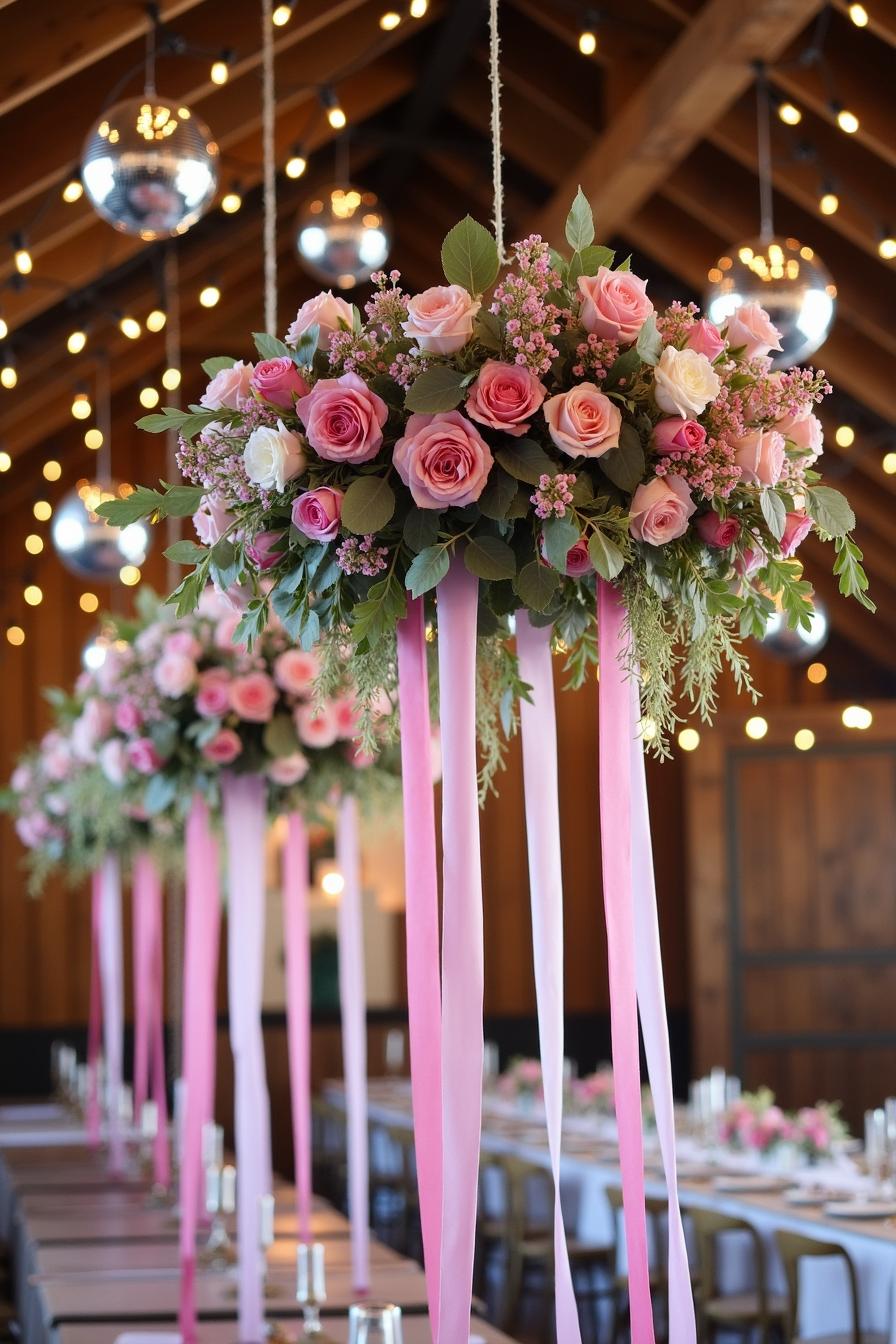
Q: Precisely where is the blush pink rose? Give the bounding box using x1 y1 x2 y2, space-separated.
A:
653 418 706 456
696 512 741 548
577 266 653 344
331 696 360 740
393 411 493 509
72 699 114 761
43 732 73 782
153 652 197 699
295 701 339 749
215 612 244 650
165 630 201 659
781 510 813 557
114 700 143 734
246 530 285 571
543 383 622 458
250 356 309 409
193 492 235 546
274 648 319 697
292 486 343 542
401 284 480 354
195 668 232 718
465 361 547 437
10 764 32 793
229 671 278 723
268 752 310 786
629 475 696 545
286 291 354 351
685 318 726 361
563 539 594 577
201 728 243 765
200 360 254 410
778 411 823 458
725 302 782 361
733 428 786 487
127 737 163 775
296 372 388 464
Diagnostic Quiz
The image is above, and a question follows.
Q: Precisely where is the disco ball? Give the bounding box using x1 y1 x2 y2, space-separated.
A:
81 95 219 240
296 184 391 289
51 481 151 580
760 598 829 661
705 235 836 368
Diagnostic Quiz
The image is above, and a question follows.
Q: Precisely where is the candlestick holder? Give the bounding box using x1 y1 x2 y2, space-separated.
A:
294 1243 337 1340
198 1162 236 1269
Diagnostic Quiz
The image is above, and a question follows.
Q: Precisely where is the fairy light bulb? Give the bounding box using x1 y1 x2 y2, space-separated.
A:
0 451 10 471
162 367 181 390
13 239 32 275
322 88 346 130
409 0 427 14
0 316 7 340
285 152 307 179
778 101 802 125
139 386 160 408
71 393 91 420
6 626 25 646
25 534 43 555
33 501 52 521
199 283 221 308
878 232 896 260
43 460 62 482
119 315 141 339
842 704 873 729
745 716 768 740
84 428 103 450
79 592 99 613
221 187 242 213
819 190 839 216
24 584 43 607
833 104 859 134
678 728 700 752
1 361 17 389
578 28 597 55
848 2 869 24
145 309 167 333
835 425 854 448
883 451 896 474
210 58 230 86
119 564 141 586
379 11 401 29
272 1 293 24
794 728 815 751
62 178 84 203
67 329 88 354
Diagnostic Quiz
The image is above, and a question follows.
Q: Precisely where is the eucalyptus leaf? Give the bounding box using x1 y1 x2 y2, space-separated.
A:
806 485 855 538
404 364 467 413
760 488 787 541
495 437 555 485
403 507 441 553
588 528 625 581
514 560 560 612
565 187 595 252
201 356 237 377
568 244 615 289
441 216 500 294
464 534 517 581
253 332 292 361
600 422 645 492
340 476 396 534
405 545 450 599
291 325 320 367
635 314 662 367
163 539 208 564
478 467 519 520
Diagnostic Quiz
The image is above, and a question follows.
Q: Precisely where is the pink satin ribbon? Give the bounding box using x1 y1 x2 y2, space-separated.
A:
282 811 313 1243
132 852 171 1190
597 582 654 1342
223 773 273 1344
336 793 371 1293
98 854 125 1175
395 597 442 1336
86 871 103 1147
516 613 582 1344
178 797 222 1344
435 559 484 1344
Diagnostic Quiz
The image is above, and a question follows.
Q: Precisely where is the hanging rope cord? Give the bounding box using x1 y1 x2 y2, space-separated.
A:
261 0 278 333
489 0 506 263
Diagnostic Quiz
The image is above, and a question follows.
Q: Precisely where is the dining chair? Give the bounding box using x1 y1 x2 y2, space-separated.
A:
604 1183 672 1343
310 1096 348 1209
774 1229 890 1344
690 1207 787 1344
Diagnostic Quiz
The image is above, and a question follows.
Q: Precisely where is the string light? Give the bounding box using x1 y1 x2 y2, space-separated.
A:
33 501 52 521
831 102 859 134
842 704 873 729
13 235 32 275
794 728 815 751
62 177 83 203
42 460 61 482
24 585 43 607
848 2 869 24
578 28 597 56
119 314 142 339
145 309 167 333
199 283 221 308
379 11 401 29
67 329 88 355
210 51 232 85
834 424 855 448
79 592 99 614
0 316 7 340
745 716 768 740
1 356 17 389
883 451 896 474
778 101 802 126
678 727 700 752
321 87 346 130
139 386 160 408
409 0 428 14
285 149 307 179
84 427 103 450
0 451 10 471
161 367 181 390
6 625 24 646
272 1 294 24
221 185 243 213
71 392 91 420
119 564 141 586
24 534 43 555
819 188 839 216
878 230 896 260
807 662 828 684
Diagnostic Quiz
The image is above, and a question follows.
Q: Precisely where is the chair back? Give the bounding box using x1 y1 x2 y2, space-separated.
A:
775 1229 862 1344
689 1206 770 1321
500 1154 554 1242
604 1185 669 1285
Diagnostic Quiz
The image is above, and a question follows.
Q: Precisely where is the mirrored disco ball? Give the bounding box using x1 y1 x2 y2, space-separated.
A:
760 598 828 661
81 96 219 240
296 184 391 289
705 236 836 368
51 481 151 580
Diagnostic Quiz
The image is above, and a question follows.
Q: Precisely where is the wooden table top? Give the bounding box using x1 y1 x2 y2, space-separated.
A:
24 1206 352 1245
36 1238 403 1277
56 1317 514 1343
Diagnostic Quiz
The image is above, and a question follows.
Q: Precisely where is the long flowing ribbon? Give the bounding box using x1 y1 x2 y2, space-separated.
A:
395 597 443 1336
86 871 103 1147
98 854 125 1175
516 613 582 1344
223 773 273 1344
597 582 654 1342
336 793 371 1293
435 558 484 1344
178 797 222 1344
133 852 171 1188
283 811 313 1243
629 676 696 1342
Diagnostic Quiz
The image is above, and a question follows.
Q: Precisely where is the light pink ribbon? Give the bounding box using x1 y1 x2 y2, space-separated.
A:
178 797 222 1344
336 793 371 1293
435 559 484 1344
223 773 273 1344
597 582 654 1343
395 597 442 1336
282 811 313 1243
629 676 696 1342
131 852 171 1191
516 613 582 1344
86 870 103 1147
98 854 126 1175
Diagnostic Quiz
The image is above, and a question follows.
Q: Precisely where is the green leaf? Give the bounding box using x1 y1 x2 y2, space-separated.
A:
834 534 875 611
404 364 468 413
144 773 177 816
136 407 221 438
201 356 237 377
263 714 301 757
541 515 579 572
404 545 449 599
495 437 555 485
565 187 595 252
478 467 519 521
291 324 319 367
350 574 406 648
441 216 500 295
210 538 242 590
403 507 441 553
514 560 560 612
340 476 396 534
253 332 292 361
98 483 203 525
604 347 641 391
635 314 662 367
588 528 625 580
475 309 504 352
805 486 855 538
164 539 208 565
760 488 786 541
600 422 644 492
568 244 614 289
464 535 517 581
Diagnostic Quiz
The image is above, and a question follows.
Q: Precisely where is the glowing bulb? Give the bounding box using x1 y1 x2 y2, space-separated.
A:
578 29 597 55
794 728 815 751
272 2 292 24
145 309 167 333
24 534 43 555
84 428 103 450
33 500 52 521
1 364 17 389
71 394 91 420
842 704 873 729
67 329 87 354
883 451 896 474
321 870 345 898
778 101 802 126
162 367 181 390
210 59 229 85
638 716 657 742
199 284 221 308
6 625 24 646
327 105 347 130
62 178 84 203
835 106 859 134
221 189 242 213
14 246 32 275
0 317 7 340
79 592 99 614
409 0 427 13
745 716 768 740
848 2 869 24
119 315 141 340
119 564 141 587
819 191 839 216
807 662 828 684
0 451 10 471
834 424 855 448
878 234 896 260
285 153 307 179
678 727 700 752
24 584 43 607
379 10 401 29
139 386 160 408
42 460 61 482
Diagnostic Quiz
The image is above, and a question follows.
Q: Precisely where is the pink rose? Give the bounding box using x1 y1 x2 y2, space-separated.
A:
778 412 823 458
295 701 339 749
735 540 766 580
127 737 163 775
543 383 621 458
401 284 480 355
72 699 114 761
229 671 278 723
733 428 785 487
629 475 696 545
95 645 133 694
465 361 547 437
393 411 493 509
43 733 74 782
215 612 244 650
685 318 726 361
268 752 310 786
725 302 782 361
153 652 197 699
274 649 319 697
780 510 812 557
292 487 343 542
114 700 143 734
10 764 32 793
165 630 201 659
577 266 653 344
250 356 308 409
653 418 706 457
286 291 354 351
332 696 360 740
246 530 285 571
201 727 243 765
99 739 128 786
193 493 235 546
563 539 594 577
696 512 741 548
296 372 388 465
200 360 254 410
195 668 232 718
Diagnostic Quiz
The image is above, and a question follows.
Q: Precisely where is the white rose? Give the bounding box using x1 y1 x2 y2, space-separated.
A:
99 739 127 787
653 346 721 418
243 420 306 492
285 291 355 351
